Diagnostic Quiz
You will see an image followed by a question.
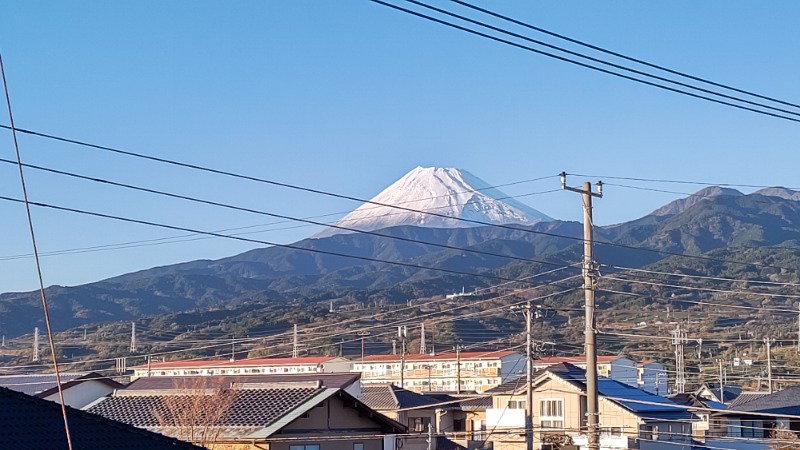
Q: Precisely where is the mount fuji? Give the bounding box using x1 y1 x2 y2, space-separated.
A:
314 167 552 238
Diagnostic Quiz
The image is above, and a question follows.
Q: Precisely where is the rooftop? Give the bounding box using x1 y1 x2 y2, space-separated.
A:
0 386 203 450
134 356 346 370
360 350 519 363
0 373 88 396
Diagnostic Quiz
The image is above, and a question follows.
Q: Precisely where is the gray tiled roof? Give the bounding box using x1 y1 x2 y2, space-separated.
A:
0 373 87 396
361 384 441 410
0 386 203 450
727 386 800 415
726 392 771 409
88 387 321 427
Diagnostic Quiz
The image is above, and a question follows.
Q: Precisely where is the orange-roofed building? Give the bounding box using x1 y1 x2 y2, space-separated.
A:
131 356 351 379
352 350 524 393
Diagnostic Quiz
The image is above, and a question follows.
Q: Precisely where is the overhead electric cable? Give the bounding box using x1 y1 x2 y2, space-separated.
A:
401 0 800 118
0 51 73 449
449 0 800 110
368 0 800 123
0 158 571 270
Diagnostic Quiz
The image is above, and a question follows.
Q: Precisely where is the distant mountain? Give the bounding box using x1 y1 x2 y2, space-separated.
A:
753 186 800 201
313 167 551 238
4 185 800 341
649 186 743 216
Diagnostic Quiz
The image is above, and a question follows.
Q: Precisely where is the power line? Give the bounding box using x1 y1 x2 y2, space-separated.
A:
0 50 74 450
0 193 571 285
0 157 572 270
368 0 800 123
4 123 800 274
401 0 800 119
448 0 800 110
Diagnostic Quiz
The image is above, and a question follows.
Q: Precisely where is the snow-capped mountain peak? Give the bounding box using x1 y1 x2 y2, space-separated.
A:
314 166 552 238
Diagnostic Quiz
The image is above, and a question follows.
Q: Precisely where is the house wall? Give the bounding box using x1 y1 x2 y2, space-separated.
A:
44 380 116 409
637 363 667 396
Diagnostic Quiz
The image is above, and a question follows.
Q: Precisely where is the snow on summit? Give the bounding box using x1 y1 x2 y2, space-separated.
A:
314 167 552 238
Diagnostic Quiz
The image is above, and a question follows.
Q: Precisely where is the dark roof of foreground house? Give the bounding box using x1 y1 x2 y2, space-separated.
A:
0 386 203 450
0 372 88 396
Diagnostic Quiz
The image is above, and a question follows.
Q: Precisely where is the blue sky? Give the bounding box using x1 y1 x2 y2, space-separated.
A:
0 1 798 293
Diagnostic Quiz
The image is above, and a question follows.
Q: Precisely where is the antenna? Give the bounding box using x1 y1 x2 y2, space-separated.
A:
32 327 39 362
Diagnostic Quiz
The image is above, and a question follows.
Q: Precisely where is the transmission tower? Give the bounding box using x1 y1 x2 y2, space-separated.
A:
32 327 39 362
129 322 136 353
672 324 688 393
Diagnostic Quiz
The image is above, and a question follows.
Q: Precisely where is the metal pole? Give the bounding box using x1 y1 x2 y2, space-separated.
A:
582 182 599 450
525 298 534 450
765 337 774 394
400 326 407 389
561 173 602 450
456 345 462 394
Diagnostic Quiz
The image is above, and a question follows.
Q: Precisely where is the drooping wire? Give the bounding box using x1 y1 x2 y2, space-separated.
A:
367 0 800 123
0 50 73 449
448 0 800 110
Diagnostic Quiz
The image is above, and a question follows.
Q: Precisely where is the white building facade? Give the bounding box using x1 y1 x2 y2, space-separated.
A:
353 350 524 393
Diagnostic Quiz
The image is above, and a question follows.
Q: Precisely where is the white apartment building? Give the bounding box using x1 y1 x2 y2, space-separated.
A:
131 356 352 379
352 350 524 393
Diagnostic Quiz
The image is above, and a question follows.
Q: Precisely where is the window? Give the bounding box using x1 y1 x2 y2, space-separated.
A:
290 445 319 450
409 417 432 433
741 420 760 438
539 399 564 429
507 400 526 410
601 427 623 437
354 443 364 450
639 425 655 441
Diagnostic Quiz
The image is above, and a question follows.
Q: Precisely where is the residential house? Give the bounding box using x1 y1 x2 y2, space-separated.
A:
703 386 800 450
0 371 122 409
353 350 524 393
666 393 727 442
696 382 743 405
132 356 352 379
533 355 640 389
0 385 204 450
87 374 426 450
636 361 668 396
485 363 694 450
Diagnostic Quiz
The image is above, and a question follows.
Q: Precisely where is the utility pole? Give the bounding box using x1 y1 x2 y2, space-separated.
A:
455 344 463 394
765 337 774 394
561 172 602 450
231 334 236 362
292 324 299 358
359 331 371 361
33 327 39 362
525 298 534 450
420 322 426 354
672 324 688 393
717 359 725 402
130 322 136 353
399 326 407 389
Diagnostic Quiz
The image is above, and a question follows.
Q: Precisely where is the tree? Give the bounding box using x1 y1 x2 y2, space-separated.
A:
771 424 800 450
154 377 238 448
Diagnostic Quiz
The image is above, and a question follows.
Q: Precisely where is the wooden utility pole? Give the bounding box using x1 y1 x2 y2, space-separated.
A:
525 298 534 450
561 173 602 450
765 337 774 394
358 330 371 361
399 326 407 389
455 344 463 394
